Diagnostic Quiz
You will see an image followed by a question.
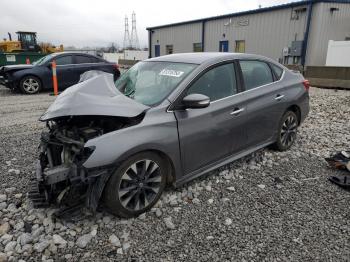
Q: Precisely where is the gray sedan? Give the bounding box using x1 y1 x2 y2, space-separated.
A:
31 52 309 218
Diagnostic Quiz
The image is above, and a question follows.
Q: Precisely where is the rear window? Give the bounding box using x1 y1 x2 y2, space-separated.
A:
75 55 92 64
270 63 284 80
239 60 274 90
91 57 103 63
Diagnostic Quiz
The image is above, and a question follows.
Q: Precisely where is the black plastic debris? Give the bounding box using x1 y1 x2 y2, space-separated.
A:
326 151 350 190
329 175 350 190
325 151 350 171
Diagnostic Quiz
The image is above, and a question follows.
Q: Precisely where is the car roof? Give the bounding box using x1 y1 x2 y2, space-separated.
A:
144 52 273 65
50 52 101 58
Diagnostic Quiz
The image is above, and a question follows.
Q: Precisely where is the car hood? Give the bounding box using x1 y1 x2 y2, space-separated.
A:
0 64 34 72
39 71 150 121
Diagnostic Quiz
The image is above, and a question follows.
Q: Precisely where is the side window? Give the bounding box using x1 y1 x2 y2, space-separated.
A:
75 55 92 64
91 57 103 63
187 63 237 102
270 63 284 80
55 56 73 65
239 60 273 90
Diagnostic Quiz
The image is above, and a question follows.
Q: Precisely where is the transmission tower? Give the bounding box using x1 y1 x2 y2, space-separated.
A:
123 15 131 50
130 11 140 50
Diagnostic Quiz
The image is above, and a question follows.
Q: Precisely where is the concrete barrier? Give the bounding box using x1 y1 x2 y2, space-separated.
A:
304 66 350 89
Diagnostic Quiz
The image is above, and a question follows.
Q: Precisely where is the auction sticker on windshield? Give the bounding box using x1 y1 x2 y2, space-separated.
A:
159 69 184 77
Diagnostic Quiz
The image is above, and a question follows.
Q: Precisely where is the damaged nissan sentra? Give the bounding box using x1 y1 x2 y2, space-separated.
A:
30 53 309 218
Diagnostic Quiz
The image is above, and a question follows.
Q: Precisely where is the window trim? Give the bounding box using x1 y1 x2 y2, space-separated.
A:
237 59 284 92
169 60 241 110
193 42 203 52
53 55 74 66
73 54 105 64
235 40 246 53
269 62 284 81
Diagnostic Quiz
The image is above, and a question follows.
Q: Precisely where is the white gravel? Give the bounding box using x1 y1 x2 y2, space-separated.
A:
0 86 350 261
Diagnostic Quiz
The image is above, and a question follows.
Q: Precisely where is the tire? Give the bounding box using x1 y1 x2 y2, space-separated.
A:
19 75 42 94
103 152 167 218
272 111 298 151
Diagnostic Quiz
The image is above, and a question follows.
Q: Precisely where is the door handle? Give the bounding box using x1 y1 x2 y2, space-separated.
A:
275 94 285 101
230 108 245 116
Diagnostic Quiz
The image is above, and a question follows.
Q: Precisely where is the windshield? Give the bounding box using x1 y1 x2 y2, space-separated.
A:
115 61 197 106
33 54 55 65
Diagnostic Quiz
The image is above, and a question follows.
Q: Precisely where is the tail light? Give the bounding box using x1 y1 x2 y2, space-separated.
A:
302 79 310 91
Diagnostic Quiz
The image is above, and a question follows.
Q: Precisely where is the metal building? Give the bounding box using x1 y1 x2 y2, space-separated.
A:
146 0 350 66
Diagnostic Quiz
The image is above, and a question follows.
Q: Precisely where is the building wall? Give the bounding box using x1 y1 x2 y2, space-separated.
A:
203 5 308 63
306 2 350 66
148 2 350 66
150 22 202 57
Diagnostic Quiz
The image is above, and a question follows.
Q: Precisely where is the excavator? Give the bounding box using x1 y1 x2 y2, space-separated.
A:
0 31 63 53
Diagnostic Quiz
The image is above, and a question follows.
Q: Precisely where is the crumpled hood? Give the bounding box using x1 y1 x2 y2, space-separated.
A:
40 71 149 121
1 64 34 72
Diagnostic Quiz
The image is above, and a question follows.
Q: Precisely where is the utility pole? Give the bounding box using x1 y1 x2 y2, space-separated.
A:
130 11 140 50
123 15 131 50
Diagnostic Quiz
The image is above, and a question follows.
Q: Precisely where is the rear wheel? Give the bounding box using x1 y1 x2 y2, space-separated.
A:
272 111 298 151
103 152 167 218
19 76 42 94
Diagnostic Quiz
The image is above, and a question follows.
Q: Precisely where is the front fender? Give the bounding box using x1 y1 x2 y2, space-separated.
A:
83 111 182 180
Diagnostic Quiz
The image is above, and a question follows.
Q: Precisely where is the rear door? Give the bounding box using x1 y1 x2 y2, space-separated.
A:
72 55 95 82
238 60 287 147
74 55 116 80
54 55 75 89
175 62 248 175
89 56 115 75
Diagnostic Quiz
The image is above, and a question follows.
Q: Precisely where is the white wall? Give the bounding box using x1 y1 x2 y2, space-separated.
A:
103 51 148 63
326 40 350 66
307 2 350 66
124 50 148 61
103 53 124 63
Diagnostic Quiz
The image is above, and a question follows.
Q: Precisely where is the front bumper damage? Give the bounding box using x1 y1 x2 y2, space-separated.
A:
28 129 113 220
28 72 148 219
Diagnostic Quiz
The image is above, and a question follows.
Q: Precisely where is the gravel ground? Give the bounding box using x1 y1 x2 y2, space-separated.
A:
0 85 349 261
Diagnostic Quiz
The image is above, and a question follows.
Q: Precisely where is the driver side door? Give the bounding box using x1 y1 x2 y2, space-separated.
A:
174 62 247 175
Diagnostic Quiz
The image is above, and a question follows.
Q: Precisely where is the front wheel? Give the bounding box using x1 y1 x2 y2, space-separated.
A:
272 111 298 151
103 152 167 218
19 76 42 94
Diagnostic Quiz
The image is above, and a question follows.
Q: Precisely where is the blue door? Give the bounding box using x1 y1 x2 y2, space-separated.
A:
155 45 160 57
219 41 229 52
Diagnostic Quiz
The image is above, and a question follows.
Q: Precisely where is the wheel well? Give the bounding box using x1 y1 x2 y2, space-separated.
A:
286 105 301 125
18 74 42 88
148 150 176 186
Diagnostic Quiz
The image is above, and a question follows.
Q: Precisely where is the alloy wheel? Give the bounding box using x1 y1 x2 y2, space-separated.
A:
22 78 40 94
118 159 162 211
280 115 297 147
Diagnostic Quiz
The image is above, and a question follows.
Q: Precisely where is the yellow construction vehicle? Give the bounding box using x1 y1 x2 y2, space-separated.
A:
0 32 63 53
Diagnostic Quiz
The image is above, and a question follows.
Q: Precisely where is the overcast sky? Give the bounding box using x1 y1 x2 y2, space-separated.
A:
1 0 300 48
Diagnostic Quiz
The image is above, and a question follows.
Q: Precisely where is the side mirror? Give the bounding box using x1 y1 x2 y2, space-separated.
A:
47 62 52 68
182 94 210 109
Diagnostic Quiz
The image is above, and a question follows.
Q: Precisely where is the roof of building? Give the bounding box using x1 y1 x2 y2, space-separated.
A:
146 0 350 30
144 52 273 64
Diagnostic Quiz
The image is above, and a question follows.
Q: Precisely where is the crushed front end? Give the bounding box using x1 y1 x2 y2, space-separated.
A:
28 72 149 219
29 115 132 219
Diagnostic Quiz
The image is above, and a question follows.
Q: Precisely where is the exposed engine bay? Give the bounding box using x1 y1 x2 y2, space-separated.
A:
28 72 149 219
29 114 143 219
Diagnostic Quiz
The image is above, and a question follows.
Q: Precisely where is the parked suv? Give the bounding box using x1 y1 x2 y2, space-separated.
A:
31 53 309 218
0 52 120 94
